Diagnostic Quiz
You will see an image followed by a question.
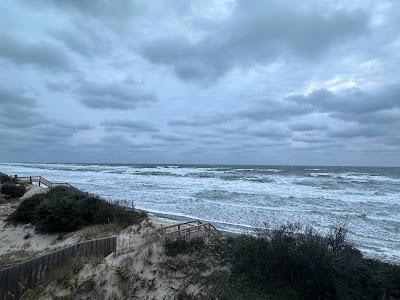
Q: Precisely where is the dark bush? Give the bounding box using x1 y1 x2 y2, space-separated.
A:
9 186 147 233
1 183 25 198
9 194 43 223
0 173 16 184
215 223 400 299
165 237 205 256
34 197 83 232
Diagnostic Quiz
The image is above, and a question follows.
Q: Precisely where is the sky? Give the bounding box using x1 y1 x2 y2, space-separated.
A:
0 0 399 166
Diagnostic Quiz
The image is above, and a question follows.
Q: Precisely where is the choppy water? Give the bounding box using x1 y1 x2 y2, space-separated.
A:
1 163 399 263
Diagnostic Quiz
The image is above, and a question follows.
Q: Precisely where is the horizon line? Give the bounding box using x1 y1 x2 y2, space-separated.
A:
1 161 399 168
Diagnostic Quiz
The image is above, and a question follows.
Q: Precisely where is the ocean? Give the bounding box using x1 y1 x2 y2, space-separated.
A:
1 163 399 263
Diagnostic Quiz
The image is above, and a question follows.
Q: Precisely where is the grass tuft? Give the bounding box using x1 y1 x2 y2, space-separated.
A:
115 263 131 282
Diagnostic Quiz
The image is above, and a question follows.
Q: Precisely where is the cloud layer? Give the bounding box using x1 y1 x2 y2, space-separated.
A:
0 0 399 165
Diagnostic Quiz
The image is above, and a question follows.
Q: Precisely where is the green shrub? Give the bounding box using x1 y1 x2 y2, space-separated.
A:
165 237 205 256
1 183 25 198
9 186 147 233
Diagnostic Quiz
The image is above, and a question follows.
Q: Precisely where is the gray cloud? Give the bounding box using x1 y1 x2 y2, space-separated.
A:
142 0 369 82
47 123 92 136
238 99 313 121
0 36 71 71
288 86 400 115
217 125 291 140
169 114 230 127
232 84 400 134
289 123 329 132
50 20 112 57
24 0 137 22
291 135 331 145
0 85 92 155
0 88 45 128
77 78 157 110
287 85 400 126
327 125 387 139
152 134 189 143
101 120 159 133
182 83 400 148
0 121 92 154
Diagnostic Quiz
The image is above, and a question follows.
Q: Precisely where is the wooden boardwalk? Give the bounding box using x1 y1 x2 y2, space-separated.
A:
16 175 74 189
157 220 221 239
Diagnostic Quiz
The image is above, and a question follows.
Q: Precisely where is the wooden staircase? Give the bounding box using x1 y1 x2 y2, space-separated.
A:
15 176 74 189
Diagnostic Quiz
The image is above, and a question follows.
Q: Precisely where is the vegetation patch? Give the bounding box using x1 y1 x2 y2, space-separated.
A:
9 186 147 233
0 249 38 268
1 183 26 199
164 237 205 257
208 223 400 299
80 222 125 240
115 263 131 282
0 173 16 184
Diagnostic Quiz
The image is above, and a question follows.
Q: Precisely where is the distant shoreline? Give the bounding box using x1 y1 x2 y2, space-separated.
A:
1 161 400 168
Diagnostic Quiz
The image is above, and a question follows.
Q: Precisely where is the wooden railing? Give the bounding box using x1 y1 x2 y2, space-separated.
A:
0 236 117 300
157 220 221 239
16 176 74 189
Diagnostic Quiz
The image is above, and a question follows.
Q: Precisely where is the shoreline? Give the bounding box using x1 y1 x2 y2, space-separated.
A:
1 180 399 265
148 210 400 265
1 183 400 299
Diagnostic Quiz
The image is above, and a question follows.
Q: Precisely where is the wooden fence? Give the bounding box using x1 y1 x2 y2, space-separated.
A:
0 236 117 300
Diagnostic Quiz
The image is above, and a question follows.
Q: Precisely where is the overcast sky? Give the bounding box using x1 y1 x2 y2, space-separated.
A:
0 0 399 166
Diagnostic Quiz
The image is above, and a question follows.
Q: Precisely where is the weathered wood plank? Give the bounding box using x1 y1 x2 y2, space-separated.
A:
0 236 116 300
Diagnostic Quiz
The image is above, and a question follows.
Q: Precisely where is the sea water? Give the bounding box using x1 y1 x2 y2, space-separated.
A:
1 163 399 263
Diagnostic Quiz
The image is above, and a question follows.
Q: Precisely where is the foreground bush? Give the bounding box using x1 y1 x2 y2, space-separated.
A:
9 186 147 233
212 223 400 299
165 237 205 256
1 183 26 198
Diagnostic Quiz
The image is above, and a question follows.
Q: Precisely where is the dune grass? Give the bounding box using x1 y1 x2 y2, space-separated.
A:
206 223 400 299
